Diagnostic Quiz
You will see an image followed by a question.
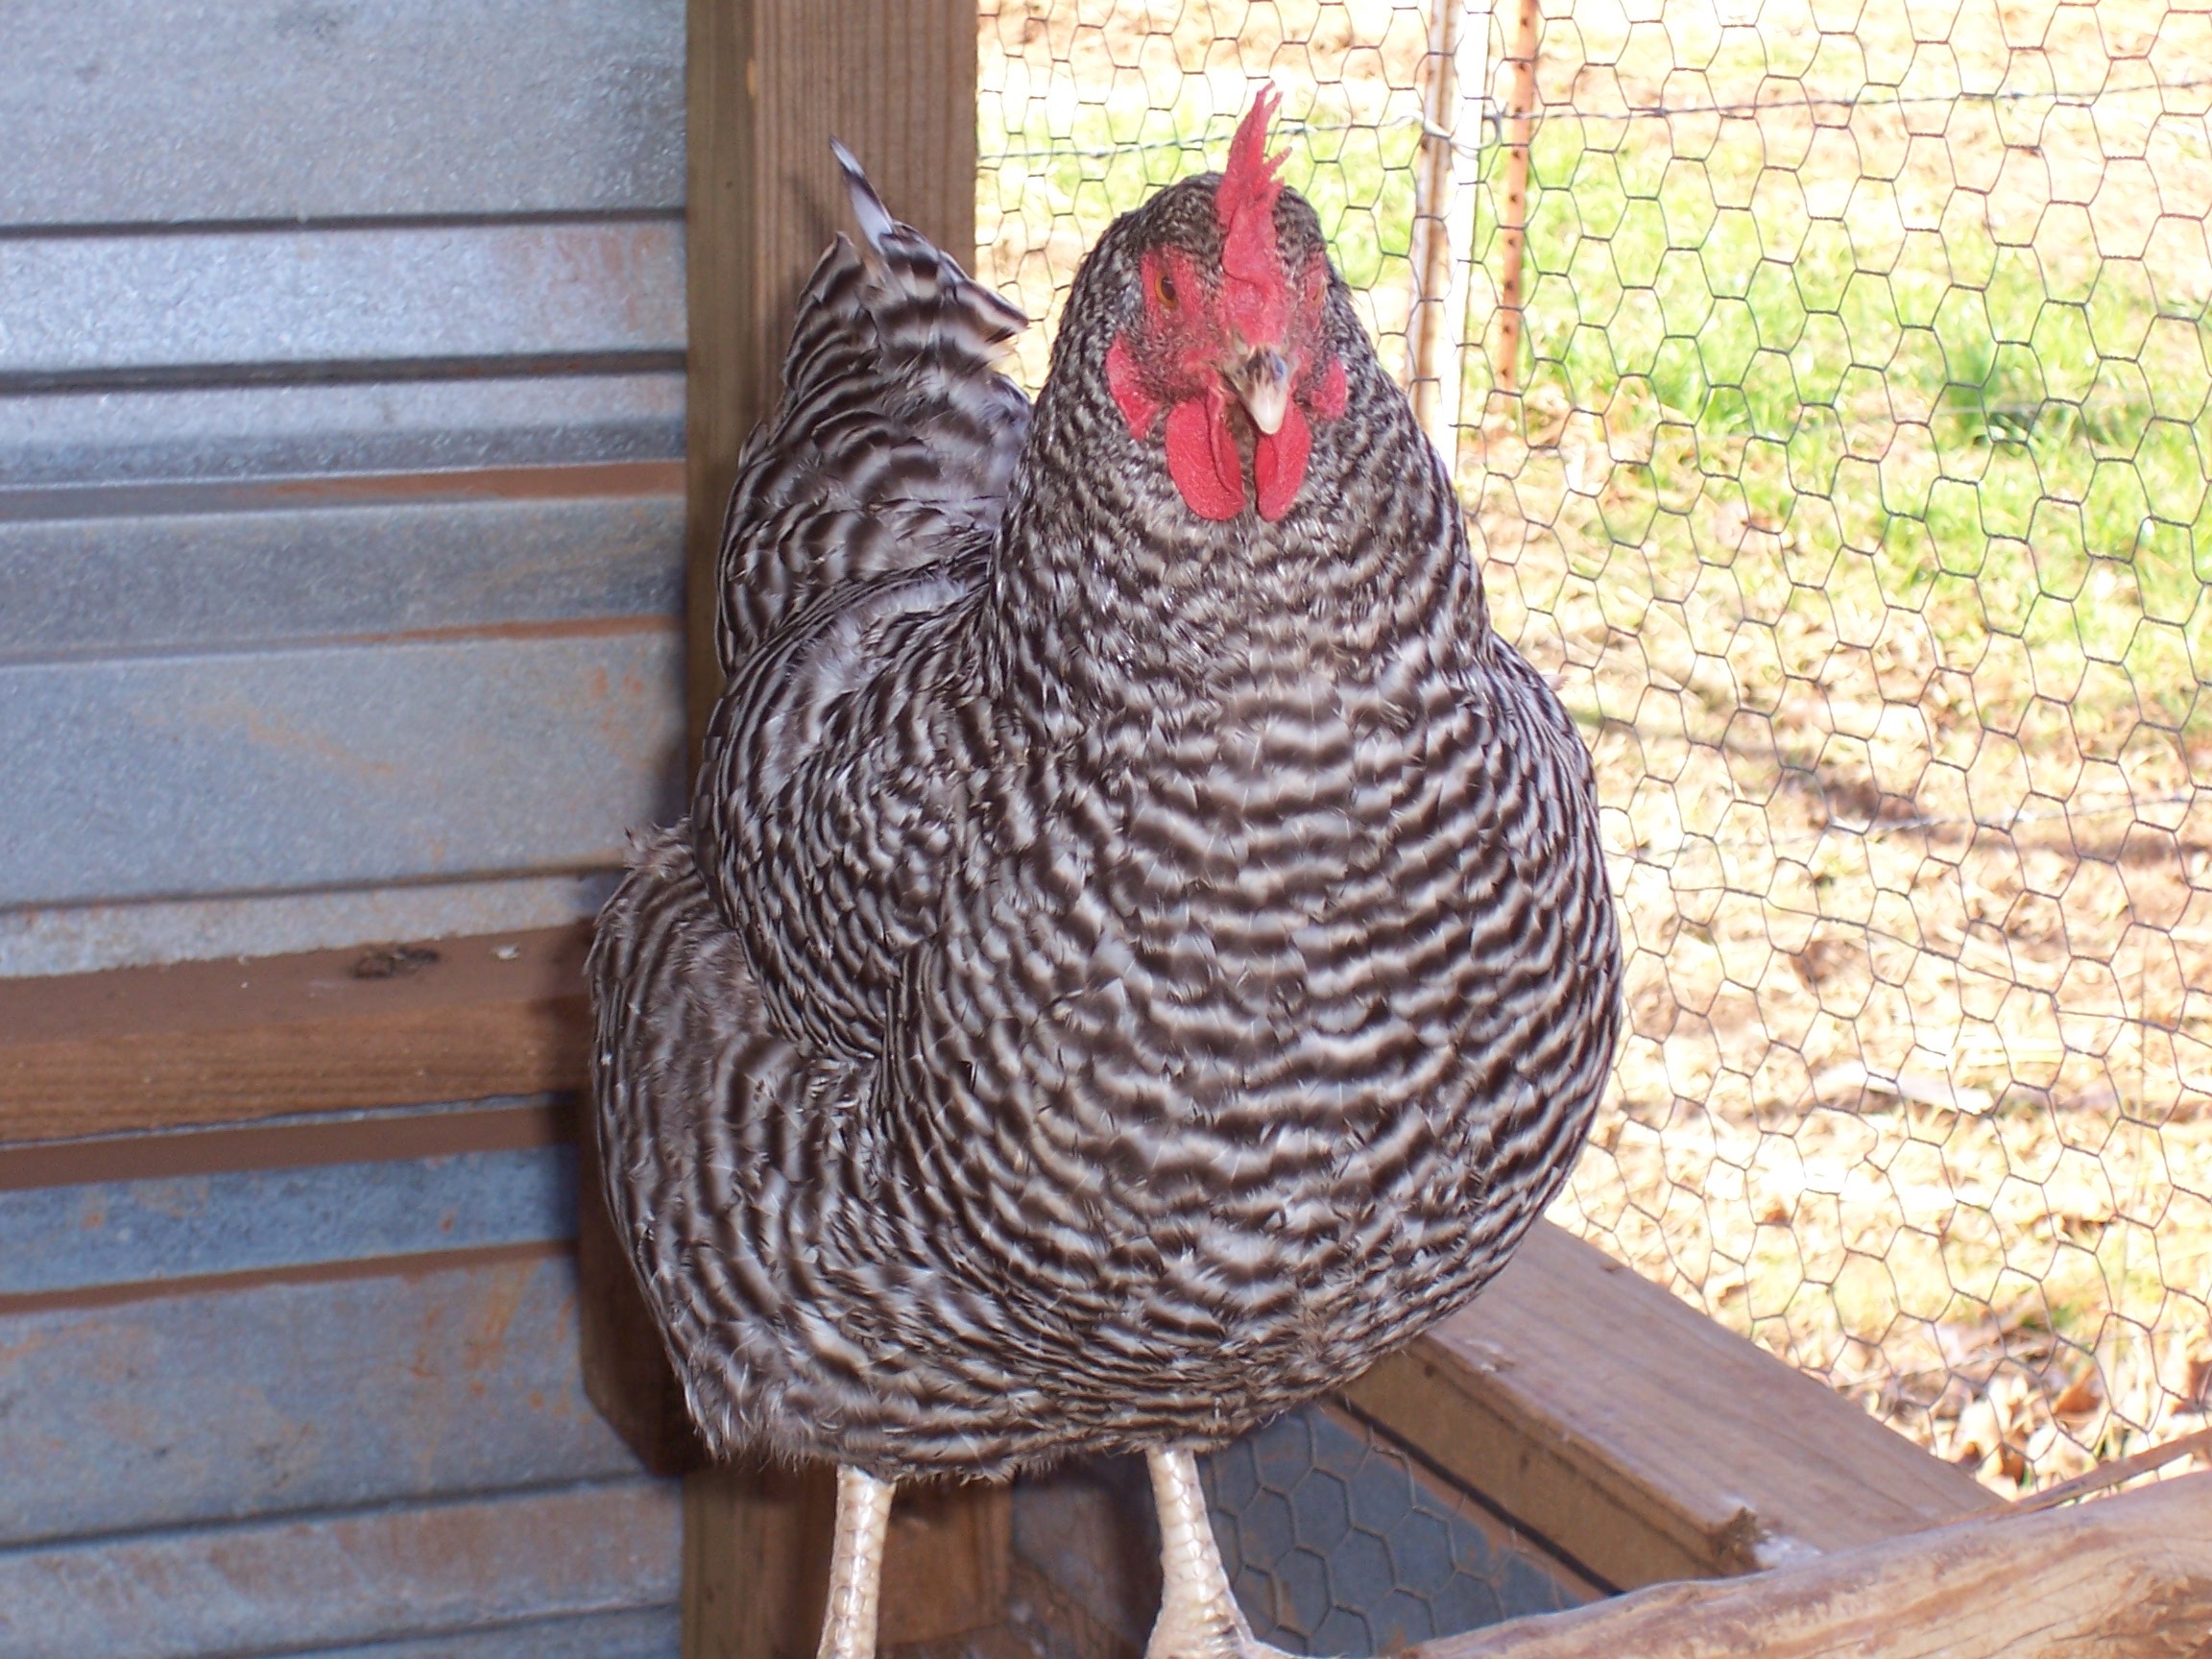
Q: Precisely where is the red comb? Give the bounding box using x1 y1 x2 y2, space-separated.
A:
1217 88 1289 344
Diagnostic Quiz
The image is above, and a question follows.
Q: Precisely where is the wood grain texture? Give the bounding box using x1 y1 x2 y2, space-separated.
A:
0 926 590 1143
665 17 998 1653
684 0 980 754
1346 1221 1996 1592
1422 1470 2212 1659
683 1466 1011 1659
880 1481 1014 1644
684 1462 838 1659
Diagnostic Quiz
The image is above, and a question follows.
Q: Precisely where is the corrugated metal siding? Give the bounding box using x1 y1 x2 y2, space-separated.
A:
1 0 688 975
2 5 691 1645
0 1119 680 1656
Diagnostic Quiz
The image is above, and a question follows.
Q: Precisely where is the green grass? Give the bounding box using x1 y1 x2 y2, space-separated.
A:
1480 107 2212 764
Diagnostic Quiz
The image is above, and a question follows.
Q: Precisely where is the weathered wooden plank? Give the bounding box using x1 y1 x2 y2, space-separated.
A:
882 1481 1015 1645
0 627 683 907
0 926 589 1142
0 1096 569 1193
0 1478 680 1659
0 870 611 981
0 221 684 386
0 1255 647 1547
653 19 987 1654
0 0 683 228
0 374 683 492
1345 1222 1996 1593
683 1463 836 1659
0 482 682 658
682 1467 1016 1659
0 1144 575 1298
1423 1471 2212 1659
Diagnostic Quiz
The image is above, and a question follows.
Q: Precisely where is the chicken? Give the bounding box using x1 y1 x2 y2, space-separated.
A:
590 90 1622 1659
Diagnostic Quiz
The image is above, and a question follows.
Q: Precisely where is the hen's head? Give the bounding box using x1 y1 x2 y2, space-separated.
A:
1095 89 1349 523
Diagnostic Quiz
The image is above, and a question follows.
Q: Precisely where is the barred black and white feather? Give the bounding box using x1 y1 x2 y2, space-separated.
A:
713 147 1031 676
591 153 1622 1480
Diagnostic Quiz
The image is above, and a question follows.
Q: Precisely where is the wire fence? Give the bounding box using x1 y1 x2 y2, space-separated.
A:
977 0 2212 1497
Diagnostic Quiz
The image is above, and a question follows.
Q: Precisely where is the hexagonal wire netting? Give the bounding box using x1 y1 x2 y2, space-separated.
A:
1201 1405 1595 1646
1009 1403 1594 1656
977 0 2212 1502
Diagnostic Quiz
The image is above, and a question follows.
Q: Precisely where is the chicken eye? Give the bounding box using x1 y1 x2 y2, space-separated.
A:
1153 270 1179 310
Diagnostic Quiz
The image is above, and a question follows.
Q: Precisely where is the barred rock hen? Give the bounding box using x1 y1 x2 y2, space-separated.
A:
592 91 1621 1659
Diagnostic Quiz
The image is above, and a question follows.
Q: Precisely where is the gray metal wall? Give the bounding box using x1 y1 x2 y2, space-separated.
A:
0 0 689 975
0 1118 682 1658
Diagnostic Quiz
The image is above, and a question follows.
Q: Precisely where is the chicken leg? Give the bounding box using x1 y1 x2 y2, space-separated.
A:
818 1465 895 1659
1145 1448 1298 1659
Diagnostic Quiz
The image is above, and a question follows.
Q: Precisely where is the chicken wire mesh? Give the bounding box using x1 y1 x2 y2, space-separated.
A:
1200 1404 1596 1647
1008 1401 1593 1657
976 0 2212 1495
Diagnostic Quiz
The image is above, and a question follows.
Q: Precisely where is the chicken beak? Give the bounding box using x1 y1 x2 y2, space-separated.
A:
1228 349 1293 437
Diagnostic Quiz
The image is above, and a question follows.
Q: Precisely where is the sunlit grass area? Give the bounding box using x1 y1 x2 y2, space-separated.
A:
978 0 2212 1494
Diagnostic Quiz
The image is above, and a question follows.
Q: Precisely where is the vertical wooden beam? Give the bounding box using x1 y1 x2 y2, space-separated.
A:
665 8 1002 1658
685 0 980 762
881 1480 1015 1646
584 0 981 1468
1406 0 1489 469
1491 0 1540 397
685 1461 840 1659
684 1469 1012 1659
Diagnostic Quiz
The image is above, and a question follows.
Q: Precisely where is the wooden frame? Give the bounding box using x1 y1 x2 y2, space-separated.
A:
1430 1470 2212 1658
1348 1224 1993 1591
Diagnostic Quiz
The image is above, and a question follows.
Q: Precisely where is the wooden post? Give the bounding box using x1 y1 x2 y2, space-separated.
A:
1491 0 1540 397
1405 0 1489 469
577 5 1012 1657
588 0 985 1487
683 0 981 764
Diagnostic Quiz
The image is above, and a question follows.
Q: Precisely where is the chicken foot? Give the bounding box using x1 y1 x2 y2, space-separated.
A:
1145 1448 1299 1659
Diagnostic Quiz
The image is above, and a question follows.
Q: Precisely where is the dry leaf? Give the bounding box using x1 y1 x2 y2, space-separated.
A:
2053 1371 2104 1420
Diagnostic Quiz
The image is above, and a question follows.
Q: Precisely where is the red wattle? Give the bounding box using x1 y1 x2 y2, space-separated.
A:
1165 395 1246 520
1254 402 1311 521
1106 334 1161 437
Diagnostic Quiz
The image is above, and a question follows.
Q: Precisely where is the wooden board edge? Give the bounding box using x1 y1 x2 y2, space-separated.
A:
1348 1220 1996 1591
0 926 592 1144
1345 1341 1719 1591
1417 1469 2212 1659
